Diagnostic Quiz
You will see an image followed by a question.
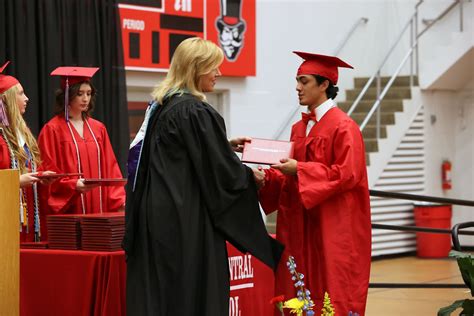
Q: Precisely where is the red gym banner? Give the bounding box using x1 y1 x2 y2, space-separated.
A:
119 0 256 76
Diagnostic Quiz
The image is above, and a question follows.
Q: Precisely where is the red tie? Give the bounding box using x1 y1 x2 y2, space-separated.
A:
301 111 316 124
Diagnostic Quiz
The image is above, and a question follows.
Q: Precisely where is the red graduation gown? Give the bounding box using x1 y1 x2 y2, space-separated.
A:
0 133 46 241
259 107 371 315
38 115 125 215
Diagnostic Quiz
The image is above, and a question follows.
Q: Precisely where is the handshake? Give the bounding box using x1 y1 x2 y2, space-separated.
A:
228 136 266 189
252 166 266 189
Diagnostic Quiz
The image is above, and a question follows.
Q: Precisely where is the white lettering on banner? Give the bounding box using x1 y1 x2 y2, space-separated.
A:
228 254 254 281
230 283 254 291
122 19 145 31
174 0 192 12
229 296 241 316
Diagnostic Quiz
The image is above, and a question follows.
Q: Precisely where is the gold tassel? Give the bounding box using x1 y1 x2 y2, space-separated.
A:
21 190 28 233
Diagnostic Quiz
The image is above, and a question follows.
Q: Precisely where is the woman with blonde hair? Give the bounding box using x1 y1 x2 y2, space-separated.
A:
0 61 55 242
124 37 282 315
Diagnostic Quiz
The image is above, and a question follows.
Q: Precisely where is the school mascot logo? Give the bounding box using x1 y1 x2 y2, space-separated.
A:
216 0 246 61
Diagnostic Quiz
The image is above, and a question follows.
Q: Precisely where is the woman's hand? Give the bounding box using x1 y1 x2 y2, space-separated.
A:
37 171 59 185
76 179 100 193
20 173 40 188
229 137 251 153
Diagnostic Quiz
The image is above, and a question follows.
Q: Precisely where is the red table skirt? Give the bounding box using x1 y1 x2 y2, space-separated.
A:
20 244 275 316
20 249 127 316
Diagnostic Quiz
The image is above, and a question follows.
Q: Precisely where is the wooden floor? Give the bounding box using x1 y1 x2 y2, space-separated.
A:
366 256 471 315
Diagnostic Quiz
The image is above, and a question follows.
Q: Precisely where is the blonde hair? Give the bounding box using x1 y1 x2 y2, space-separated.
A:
0 84 41 173
152 37 224 104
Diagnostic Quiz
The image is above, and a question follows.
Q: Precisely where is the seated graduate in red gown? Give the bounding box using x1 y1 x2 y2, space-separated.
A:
256 52 372 315
0 61 56 241
38 67 125 215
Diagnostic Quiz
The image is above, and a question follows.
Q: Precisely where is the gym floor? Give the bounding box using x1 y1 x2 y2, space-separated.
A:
366 256 471 315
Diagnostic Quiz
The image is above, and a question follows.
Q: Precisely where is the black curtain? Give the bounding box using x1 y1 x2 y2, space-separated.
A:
0 0 129 174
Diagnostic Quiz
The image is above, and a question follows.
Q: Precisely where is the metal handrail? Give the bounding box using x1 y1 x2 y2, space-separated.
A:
273 107 299 141
360 45 415 130
452 222 474 251
346 14 416 116
272 17 369 140
419 0 462 38
346 1 422 117
353 0 465 132
333 17 369 56
370 189 474 206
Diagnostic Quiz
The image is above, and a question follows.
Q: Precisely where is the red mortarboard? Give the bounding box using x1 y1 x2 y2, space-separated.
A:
0 61 18 126
294 51 353 85
0 61 20 94
51 66 99 121
51 66 99 89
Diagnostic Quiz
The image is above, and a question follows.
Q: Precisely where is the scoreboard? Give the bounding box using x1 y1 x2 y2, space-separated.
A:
119 0 256 76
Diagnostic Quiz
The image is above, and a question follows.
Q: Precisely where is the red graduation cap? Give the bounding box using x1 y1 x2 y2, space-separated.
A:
0 61 20 94
50 66 99 121
294 51 353 85
0 61 19 126
51 66 99 90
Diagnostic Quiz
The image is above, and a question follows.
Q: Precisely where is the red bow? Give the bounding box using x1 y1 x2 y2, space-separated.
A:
301 111 316 124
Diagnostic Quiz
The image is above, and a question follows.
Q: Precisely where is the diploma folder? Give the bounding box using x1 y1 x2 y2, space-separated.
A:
82 178 127 187
241 138 295 165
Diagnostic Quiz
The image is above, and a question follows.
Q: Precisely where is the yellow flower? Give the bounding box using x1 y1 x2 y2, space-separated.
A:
283 298 305 309
283 297 313 316
321 292 335 316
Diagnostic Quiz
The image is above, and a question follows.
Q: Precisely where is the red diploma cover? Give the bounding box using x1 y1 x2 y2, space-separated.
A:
241 138 294 165
82 178 127 187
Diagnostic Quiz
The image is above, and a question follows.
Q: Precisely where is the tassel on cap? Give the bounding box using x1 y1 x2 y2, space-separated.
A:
50 66 99 121
0 99 9 126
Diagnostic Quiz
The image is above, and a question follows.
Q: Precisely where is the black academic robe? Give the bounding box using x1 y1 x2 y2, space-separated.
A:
123 93 283 316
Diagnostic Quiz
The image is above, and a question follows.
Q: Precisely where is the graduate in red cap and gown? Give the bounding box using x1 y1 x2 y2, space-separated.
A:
257 52 371 315
0 61 56 241
38 67 125 215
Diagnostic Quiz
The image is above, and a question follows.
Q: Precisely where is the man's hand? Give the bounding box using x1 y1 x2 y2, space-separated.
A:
252 167 266 189
229 136 251 153
271 158 297 176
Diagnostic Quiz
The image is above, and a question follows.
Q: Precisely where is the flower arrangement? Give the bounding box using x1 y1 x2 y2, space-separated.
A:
286 256 316 315
270 255 360 316
270 256 316 316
